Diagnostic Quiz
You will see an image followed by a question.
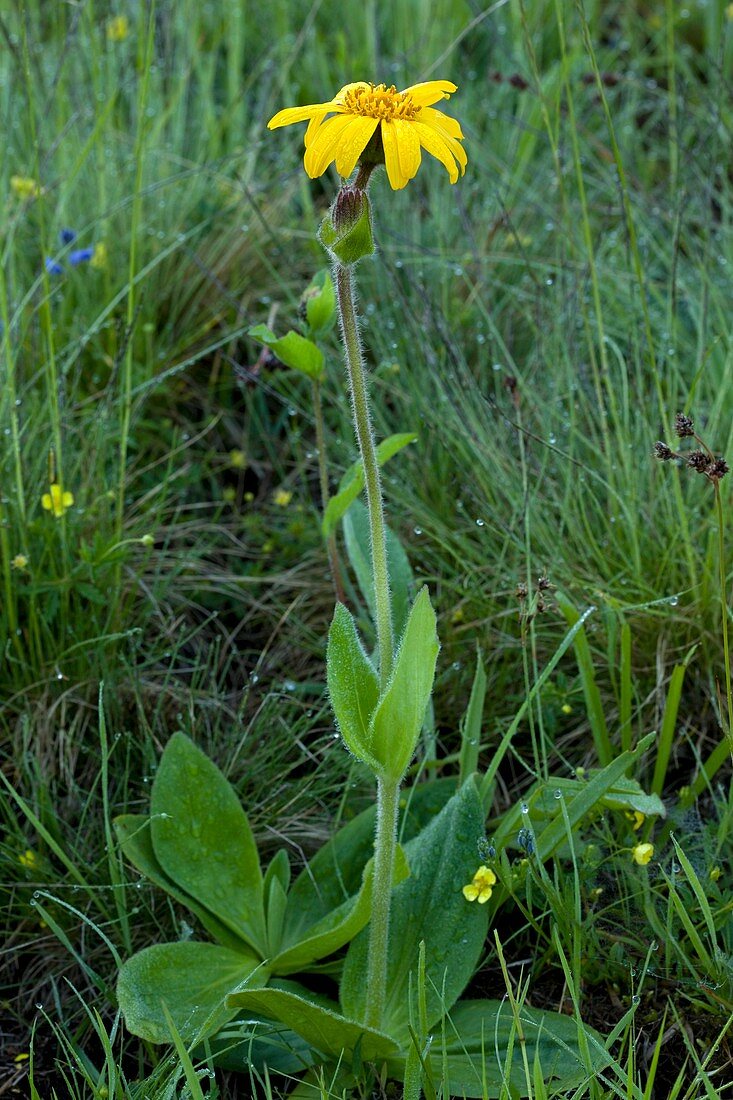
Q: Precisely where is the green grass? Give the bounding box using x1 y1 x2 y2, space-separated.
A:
3 0 733 1096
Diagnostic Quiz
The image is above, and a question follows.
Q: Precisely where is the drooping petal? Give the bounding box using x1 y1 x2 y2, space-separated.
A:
413 122 463 182
268 100 343 130
381 118 421 190
402 80 457 107
334 115 380 177
303 114 358 178
419 105 464 140
304 110 331 147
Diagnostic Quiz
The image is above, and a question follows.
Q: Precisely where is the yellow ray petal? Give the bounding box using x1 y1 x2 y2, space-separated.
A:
268 100 342 130
402 80 457 107
303 114 357 178
334 115 380 177
381 118 421 190
305 110 331 147
419 105 464 140
413 122 461 182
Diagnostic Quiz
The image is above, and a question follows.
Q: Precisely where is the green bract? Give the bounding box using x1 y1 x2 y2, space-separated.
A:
319 188 375 265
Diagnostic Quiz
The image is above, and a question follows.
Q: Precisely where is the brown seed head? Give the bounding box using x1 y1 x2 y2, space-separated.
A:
653 441 675 461
686 450 710 474
674 413 695 438
708 457 729 481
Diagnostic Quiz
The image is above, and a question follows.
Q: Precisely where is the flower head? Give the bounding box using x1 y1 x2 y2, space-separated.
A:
45 258 64 276
632 842 654 866
70 247 95 267
625 810 645 831
90 242 108 270
19 849 39 870
462 864 496 904
11 554 28 570
60 228 77 245
10 175 42 201
107 15 129 42
273 488 293 508
268 80 467 191
41 483 74 518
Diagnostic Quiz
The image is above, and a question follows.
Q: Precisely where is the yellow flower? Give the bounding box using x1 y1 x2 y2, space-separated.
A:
10 175 42 200
726 3 733 20
19 849 39 870
106 15 129 42
90 242 108 270
268 79 467 191
625 810 645 831
462 864 496 904
222 487 236 503
41 483 74 518
273 488 293 508
244 490 254 503
229 449 247 469
11 554 28 570
561 703 572 715
632 843 654 866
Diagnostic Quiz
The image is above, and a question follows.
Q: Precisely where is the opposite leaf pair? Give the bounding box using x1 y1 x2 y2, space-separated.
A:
327 586 439 780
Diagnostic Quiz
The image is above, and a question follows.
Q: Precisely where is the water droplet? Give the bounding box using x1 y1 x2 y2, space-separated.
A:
520 802 529 814
413 526 422 536
475 518 485 527
632 994 640 1005
668 595 679 606
553 789 562 799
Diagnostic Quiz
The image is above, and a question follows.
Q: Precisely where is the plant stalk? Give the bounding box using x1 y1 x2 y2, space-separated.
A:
365 775 400 1029
334 260 394 689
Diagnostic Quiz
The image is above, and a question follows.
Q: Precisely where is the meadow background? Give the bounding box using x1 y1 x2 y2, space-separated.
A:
2 0 733 1096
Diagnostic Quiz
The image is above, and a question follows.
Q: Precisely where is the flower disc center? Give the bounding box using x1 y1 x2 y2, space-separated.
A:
343 83 418 121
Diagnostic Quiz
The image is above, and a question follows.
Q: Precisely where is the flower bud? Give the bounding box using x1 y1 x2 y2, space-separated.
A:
319 187 374 266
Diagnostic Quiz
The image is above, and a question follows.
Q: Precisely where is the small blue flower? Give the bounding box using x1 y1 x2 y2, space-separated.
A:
60 228 77 245
45 258 64 275
69 248 94 266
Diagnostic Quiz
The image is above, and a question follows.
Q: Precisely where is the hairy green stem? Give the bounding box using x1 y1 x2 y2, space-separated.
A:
334 261 394 688
312 378 345 603
365 776 400 1029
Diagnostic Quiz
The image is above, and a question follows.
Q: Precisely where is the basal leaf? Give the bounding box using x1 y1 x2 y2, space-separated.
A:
151 733 267 955
118 941 264 1044
270 846 408 975
387 999 609 1098
226 987 400 1063
114 814 250 953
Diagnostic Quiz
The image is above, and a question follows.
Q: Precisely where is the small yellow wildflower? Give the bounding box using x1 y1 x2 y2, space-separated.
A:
462 864 496 904
726 3 733 19
244 491 254 503
710 866 722 882
229 449 247 469
222 487 236 503
273 488 293 508
625 810 645 831
632 843 654 866
561 703 572 715
90 242 108 270
268 79 467 191
41 483 74 518
10 175 42 200
19 849 39 870
11 554 28 570
106 15 129 42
